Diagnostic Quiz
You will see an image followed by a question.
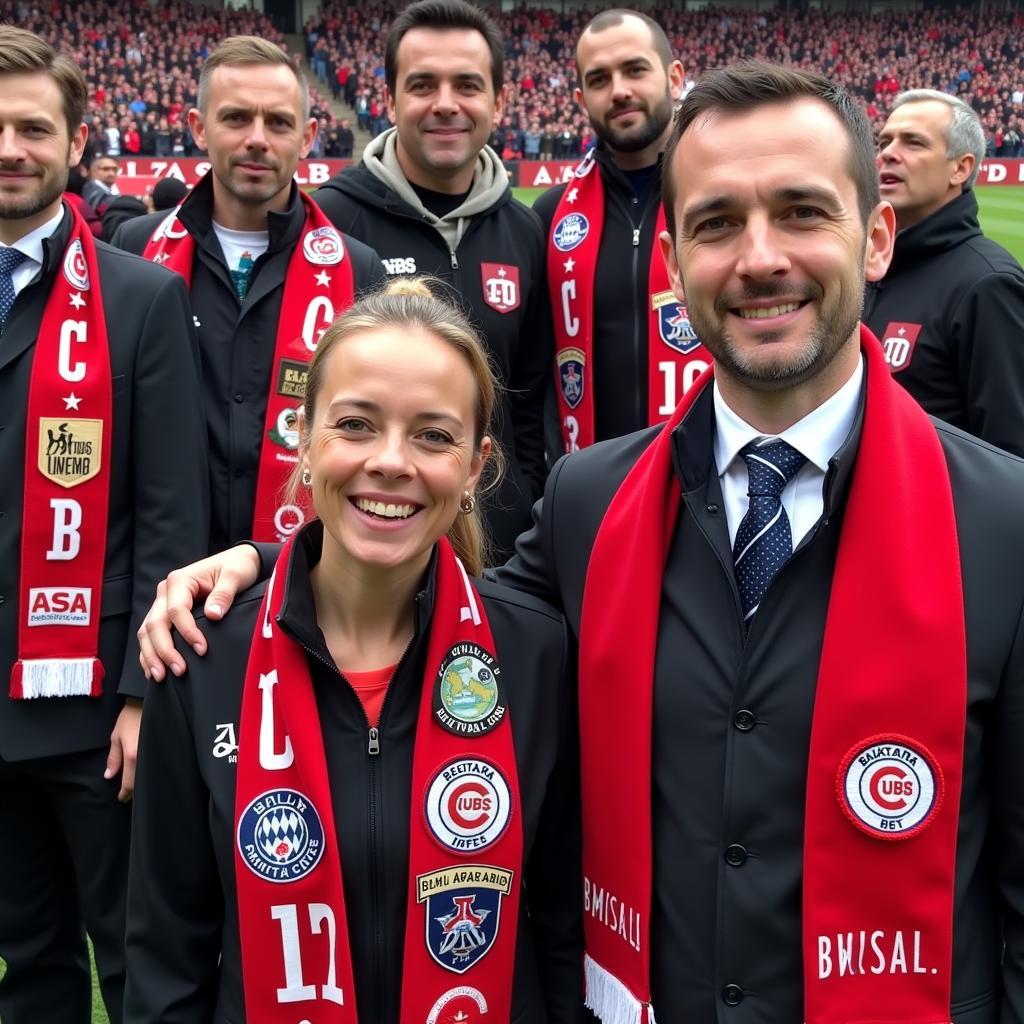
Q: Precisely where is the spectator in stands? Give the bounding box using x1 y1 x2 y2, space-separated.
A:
82 152 120 213
311 0 552 562
536 9 708 453
150 176 188 211
337 116 355 158
0 26 207 1024
113 37 384 554
866 89 1024 455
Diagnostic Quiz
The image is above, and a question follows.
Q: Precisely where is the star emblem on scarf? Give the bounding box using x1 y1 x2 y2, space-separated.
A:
563 258 576 272
566 188 579 204
63 392 82 411
315 270 331 287
153 252 169 265
69 291 86 309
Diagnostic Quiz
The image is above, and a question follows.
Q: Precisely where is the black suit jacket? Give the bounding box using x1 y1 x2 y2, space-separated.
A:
498 369 1024 1022
0 208 209 761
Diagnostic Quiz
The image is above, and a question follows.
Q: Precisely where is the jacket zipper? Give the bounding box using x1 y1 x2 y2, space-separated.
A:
284 617 417 1022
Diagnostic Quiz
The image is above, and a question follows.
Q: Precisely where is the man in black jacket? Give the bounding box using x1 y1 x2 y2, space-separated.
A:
866 89 1024 454
0 27 208 1024
140 62 1024 1024
311 0 550 562
114 37 384 552
536 10 708 455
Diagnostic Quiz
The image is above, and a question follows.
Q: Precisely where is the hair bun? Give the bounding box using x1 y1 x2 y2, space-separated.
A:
381 275 437 300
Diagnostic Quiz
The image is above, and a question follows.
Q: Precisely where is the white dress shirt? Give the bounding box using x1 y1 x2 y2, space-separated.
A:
714 357 864 550
1 207 66 298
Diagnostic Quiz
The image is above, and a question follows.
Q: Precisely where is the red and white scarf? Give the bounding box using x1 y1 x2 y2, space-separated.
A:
547 149 709 453
11 204 113 699
234 534 524 1022
578 327 966 1024
143 183 354 542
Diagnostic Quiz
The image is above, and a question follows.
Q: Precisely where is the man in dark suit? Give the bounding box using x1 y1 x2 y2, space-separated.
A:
140 62 1024 1022
0 26 208 1024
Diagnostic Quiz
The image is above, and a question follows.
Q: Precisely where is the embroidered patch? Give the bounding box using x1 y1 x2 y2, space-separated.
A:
879 322 922 372
480 263 520 314
553 213 590 252
27 587 91 626
434 643 506 738
267 406 300 451
417 865 513 973
38 418 102 487
652 289 701 354
272 504 305 540
424 757 513 855
236 788 325 882
276 359 308 399
557 347 585 409
838 735 943 840
302 226 344 265
426 985 490 1023
63 239 90 291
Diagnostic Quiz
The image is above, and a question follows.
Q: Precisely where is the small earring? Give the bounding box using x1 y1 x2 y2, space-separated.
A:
459 492 476 514
302 468 312 487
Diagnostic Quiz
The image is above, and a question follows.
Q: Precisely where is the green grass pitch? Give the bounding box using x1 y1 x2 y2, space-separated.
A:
514 184 1024 266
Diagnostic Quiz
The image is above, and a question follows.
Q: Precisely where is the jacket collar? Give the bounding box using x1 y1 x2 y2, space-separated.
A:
592 142 664 193
890 189 982 270
177 171 308 257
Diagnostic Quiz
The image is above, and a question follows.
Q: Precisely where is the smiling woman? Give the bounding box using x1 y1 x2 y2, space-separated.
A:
124 277 585 1024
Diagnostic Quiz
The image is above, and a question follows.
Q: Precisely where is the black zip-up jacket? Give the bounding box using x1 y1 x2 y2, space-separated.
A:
313 166 551 563
498 380 1024 1022
864 189 1024 455
125 524 585 1024
112 177 386 551
534 147 709 448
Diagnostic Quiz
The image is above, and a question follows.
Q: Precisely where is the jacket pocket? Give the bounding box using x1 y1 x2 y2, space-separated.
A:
951 988 997 1022
101 573 132 617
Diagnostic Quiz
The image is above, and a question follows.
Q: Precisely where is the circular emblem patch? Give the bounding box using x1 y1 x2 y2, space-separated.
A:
63 240 90 291
236 788 325 882
424 757 513 855
273 503 305 540
838 735 943 840
302 226 344 265
433 643 506 737
553 213 589 252
427 986 489 1023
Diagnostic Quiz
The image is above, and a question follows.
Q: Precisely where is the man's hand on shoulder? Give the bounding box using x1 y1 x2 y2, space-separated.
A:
137 544 262 681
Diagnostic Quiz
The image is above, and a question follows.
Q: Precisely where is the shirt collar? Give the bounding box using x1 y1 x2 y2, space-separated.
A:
4 207 65 269
714 355 864 477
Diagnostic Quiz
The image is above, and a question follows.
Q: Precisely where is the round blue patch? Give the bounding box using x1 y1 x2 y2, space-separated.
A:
553 213 590 252
236 788 325 883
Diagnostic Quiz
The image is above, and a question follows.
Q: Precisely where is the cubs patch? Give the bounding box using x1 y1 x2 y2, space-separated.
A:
880 322 922 372
276 358 308 399
302 226 344 265
839 735 943 840
434 643 507 737
424 757 513 855
417 865 513 973
426 986 489 1023
63 239 90 291
553 213 590 252
236 788 325 882
557 347 585 409
652 289 701 354
38 418 102 487
480 263 520 313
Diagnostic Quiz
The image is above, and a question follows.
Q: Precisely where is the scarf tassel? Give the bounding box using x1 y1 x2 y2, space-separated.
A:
584 954 656 1024
10 657 104 699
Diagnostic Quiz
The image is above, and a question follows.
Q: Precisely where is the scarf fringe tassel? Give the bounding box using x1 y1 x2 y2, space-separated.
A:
584 954 655 1024
10 657 104 699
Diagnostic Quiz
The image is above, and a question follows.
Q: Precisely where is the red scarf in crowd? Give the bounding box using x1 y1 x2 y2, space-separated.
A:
234 535 523 1023
547 149 708 453
143 184 354 542
11 203 112 699
578 328 965 1024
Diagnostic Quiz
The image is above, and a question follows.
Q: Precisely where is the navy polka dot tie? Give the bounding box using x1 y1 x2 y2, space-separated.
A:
0 247 28 334
733 438 807 626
